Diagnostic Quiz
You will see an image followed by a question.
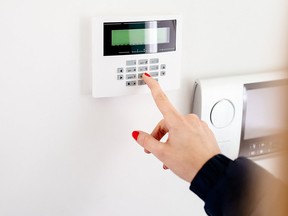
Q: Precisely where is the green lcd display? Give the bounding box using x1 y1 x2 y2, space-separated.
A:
111 28 170 46
103 20 176 55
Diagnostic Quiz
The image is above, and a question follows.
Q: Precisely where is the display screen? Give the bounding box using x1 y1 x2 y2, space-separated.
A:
239 79 288 156
111 28 170 46
103 20 176 56
243 83 288 139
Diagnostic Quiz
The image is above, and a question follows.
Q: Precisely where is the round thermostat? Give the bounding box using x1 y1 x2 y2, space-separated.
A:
210 99 235 128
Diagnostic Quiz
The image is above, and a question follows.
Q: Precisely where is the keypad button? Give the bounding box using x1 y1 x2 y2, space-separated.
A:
150 58 159 64
117 68 124 73
126 60 137 66
117 75 124 80
126 74 136 79
117 59 166 87
126 81 136 86
138 73 144 79
126 67 137 73
150 65 159 71
126 74 136 80
138 59 148 65
138 80 146 85
150 72 159 77
138 66 148 72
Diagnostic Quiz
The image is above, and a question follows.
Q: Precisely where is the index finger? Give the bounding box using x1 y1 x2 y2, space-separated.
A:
143 73 181 122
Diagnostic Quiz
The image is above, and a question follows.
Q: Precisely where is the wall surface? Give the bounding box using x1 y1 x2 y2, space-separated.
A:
0 0 287 215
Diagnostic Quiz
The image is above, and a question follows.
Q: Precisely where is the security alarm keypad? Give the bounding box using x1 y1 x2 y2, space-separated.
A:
92 16 182 98
116 58 166 87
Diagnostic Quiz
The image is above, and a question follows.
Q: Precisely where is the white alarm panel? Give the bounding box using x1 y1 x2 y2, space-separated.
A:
92 15 182 98
192 71 288 160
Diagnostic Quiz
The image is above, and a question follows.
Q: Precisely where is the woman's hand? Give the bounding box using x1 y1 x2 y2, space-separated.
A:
132 73 221 183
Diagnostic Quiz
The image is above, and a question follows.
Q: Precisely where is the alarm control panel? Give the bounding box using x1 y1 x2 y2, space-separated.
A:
92 15 182 98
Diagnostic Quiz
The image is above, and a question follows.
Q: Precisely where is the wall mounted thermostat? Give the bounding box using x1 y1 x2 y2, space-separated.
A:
192 71 288 160
92 15 182 98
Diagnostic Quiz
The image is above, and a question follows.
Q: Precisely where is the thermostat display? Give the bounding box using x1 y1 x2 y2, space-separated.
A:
92 15 182 98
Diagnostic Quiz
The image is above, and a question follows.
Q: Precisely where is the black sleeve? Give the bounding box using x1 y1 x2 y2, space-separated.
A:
190 154 288 216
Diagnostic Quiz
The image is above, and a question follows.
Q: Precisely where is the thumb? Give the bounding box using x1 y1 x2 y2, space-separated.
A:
132 130 163 157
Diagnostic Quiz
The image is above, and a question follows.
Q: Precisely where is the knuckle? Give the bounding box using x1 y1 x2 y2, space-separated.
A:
201 120 209 127
187 113 200 122
156 144 166 159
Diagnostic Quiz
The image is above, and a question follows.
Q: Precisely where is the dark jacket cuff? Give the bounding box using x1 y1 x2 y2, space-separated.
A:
189 154 231 201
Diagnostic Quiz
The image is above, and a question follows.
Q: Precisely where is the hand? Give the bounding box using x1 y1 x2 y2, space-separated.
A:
132 73 221 183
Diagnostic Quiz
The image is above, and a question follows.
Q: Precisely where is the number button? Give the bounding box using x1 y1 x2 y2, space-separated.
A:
126 67 137 73
150 72 159 77
138 73 144 79
138 59 148 65
126 60 137 66
126 74 136 80
150 65 159 71
150 58 159 64
138 66 148 72
138 80 146 85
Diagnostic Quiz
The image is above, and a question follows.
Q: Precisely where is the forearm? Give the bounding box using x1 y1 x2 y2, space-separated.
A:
190 154 287 216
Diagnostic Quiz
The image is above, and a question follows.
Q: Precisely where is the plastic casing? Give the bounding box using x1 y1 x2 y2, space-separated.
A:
92 15 182 98
192 70 288 159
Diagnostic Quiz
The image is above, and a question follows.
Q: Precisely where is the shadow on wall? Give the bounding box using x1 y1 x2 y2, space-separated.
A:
79 17 93 96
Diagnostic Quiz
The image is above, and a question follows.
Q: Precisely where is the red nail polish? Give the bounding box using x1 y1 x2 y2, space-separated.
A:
163 165 168 170
132 131 139 141
144 73 151 77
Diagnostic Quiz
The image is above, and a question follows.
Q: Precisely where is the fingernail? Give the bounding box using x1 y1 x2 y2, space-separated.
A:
163 165 168 170
144 73 151 77
132 131 139 141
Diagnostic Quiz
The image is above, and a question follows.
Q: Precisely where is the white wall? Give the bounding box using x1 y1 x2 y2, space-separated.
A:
0 0 287 215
